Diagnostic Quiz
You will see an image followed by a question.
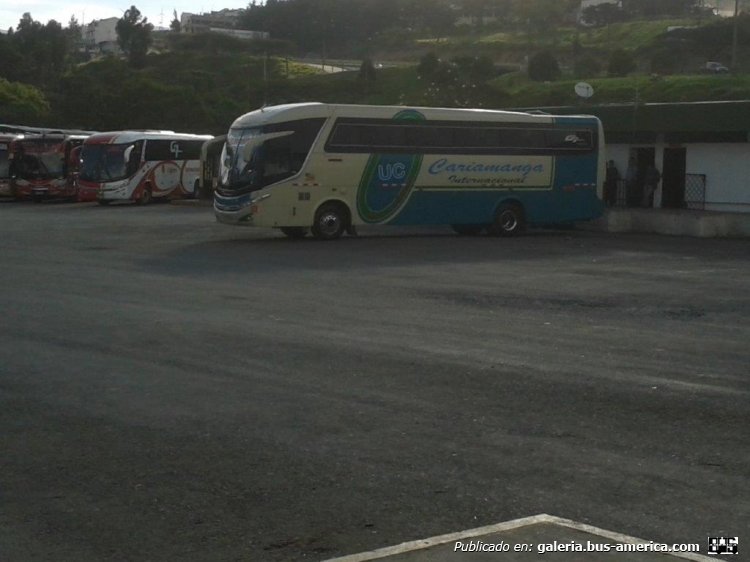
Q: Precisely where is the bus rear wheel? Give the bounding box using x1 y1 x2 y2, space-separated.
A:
451 224 484 236
488 203 525 236
280 227 308 239
312 203 347 240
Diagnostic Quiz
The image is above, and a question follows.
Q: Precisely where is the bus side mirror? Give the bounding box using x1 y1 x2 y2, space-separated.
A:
123 145 134 163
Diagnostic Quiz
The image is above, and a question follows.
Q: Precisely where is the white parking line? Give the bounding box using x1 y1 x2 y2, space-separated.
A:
324 513 716 561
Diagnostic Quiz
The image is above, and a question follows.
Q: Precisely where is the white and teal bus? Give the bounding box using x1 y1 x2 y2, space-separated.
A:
214 103 605 239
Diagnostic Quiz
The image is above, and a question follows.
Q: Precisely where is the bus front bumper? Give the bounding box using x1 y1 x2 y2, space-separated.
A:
214 192 256 226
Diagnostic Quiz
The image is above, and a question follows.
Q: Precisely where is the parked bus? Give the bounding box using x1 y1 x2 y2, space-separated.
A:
77 131 213 204
213 103 605 239
10 133 87 201
198 135 226 199
0 133 21 198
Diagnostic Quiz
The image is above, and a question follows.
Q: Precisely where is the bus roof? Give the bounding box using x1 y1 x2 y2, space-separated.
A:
230 103 599 129
15 133 89 142
0 124 95 135
83 131 214 145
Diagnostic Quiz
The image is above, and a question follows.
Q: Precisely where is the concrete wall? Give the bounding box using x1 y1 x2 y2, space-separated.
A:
595 208 750 237
686 143 750 213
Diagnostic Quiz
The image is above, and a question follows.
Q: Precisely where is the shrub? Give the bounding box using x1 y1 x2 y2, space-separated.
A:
417 52 441 80
574 55 602 79
608 49 636 77
359 58 377 82
528 51 561 82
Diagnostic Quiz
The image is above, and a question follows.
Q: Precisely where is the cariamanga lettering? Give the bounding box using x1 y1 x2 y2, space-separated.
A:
428 158 545 178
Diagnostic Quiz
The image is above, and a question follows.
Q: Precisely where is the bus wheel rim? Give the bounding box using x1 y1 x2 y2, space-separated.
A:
319 212 341 236
500 210 517 231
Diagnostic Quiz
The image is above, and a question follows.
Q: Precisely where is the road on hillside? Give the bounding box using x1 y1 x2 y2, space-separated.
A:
1 201 747 561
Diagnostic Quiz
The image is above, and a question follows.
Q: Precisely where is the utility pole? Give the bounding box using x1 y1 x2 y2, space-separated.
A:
263 51 268 106
731 0 740 71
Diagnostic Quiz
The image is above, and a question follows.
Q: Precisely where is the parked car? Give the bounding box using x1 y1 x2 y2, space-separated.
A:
705 61 729 73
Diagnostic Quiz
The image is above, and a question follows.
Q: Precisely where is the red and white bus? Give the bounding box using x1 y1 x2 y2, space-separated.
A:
77 131 213 204
10 133 88 201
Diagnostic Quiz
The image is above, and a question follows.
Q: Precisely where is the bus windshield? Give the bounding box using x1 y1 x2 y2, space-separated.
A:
220 119 325 193
79 143 138 182
220 127 263 191
15 140 65 180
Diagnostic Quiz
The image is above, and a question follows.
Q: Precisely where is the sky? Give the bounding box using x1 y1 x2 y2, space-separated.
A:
0 0 248 32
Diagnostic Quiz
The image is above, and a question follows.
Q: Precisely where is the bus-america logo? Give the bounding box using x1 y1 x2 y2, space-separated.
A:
356 109 424 224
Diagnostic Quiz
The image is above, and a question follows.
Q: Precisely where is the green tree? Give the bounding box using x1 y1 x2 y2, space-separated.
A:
514 0 579 40
170 10 180 33
574 55 602 78
0 31 24 82
581 3 625 26
650 42 689 75
11 13 68 88
608 49 636 77
528 50 561 81
359 58 377 82
0 77 50 123
65 16 85 63
417 52 441 79
453 55 495 82
116 6 153 68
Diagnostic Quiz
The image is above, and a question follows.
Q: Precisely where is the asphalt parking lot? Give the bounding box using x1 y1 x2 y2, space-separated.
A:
1 201 748 561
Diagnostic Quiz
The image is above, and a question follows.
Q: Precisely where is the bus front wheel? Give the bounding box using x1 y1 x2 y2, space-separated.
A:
488 203 525 236
137 186 152 205
280 227 308 239
312 203 347 240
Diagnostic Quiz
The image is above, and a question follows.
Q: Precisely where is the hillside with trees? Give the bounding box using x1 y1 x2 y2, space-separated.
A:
0 0 749 133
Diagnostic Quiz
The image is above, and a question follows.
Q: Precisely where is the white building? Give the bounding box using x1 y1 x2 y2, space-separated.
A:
180 9 244 33
208 28 269 40
580 0 620 9
593 101 750 213
527 101 750 214
82 17 120 56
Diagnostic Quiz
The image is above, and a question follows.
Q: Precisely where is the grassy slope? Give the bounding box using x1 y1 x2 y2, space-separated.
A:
43 16 750 133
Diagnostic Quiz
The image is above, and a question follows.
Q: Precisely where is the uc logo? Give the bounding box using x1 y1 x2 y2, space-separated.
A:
377 163 406 182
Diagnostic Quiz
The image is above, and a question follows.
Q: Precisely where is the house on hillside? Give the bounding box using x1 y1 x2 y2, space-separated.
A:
82 17 120 56
180 10 243 33
179 9 269 40
705 0 746 17
527 101 750 213
580 0 621 9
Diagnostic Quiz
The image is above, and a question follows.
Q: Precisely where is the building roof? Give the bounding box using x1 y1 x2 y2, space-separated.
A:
520 100 750 143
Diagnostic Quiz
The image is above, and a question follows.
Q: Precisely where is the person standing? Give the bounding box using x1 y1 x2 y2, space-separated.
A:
604 160 620 207
642 163 661 208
